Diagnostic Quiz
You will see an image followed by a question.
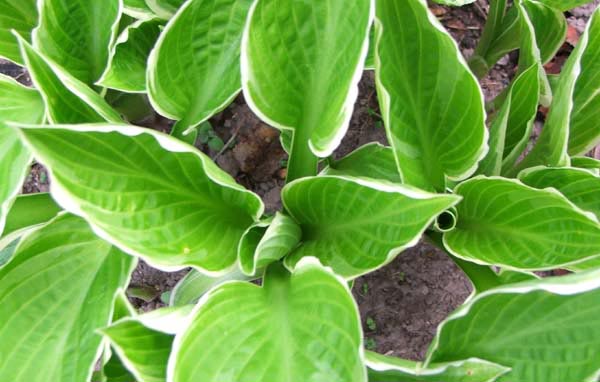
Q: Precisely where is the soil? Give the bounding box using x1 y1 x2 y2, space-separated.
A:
3 0 598 362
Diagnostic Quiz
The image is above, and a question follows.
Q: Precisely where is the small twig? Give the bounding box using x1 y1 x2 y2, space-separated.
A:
212 123 242 160
473 1 488 20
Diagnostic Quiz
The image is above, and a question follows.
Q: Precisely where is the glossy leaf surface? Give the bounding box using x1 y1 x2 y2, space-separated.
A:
34 0 120 85
569 8 600 155
18 124 264 272
0 0 37 63
17 36 122 124
0 214 135 382
428 269 600 382
0 74 44 235
242 0 372 165
169 258 366 382
375 0 486 191
149 0 253 135
516 7 599 171
102 306 192 382
366 352 509 382
519 166 600 218
283 176 460 278
500 65 540 173
444 177 600 270
99 19 163 93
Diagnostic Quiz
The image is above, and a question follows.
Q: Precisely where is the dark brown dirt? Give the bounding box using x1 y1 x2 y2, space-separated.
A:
5 0 598 362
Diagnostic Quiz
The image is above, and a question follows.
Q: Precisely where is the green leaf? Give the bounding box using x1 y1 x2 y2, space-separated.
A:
431 0 476 4
0 0 37 64
3 193 61 237
514 7 600 172
519 166 600 219
375 0 487 191
568 8 600 155
365 26 375 70
444 176 600 271
322 142 401 183
16 35 123 124
238 212 301 276
571 156 600 175
148 0 253 140
524 0 567 64
145 0 185 19
366 351 509 382
500 64 540 173
98 19 163 93
516 1 551 107
477 90 511 177
101 306 192 382
124 0 156 19
169 268 256 306
0 74 44 235
427 269 600 382
33 0 121 85
242 0 372 179
168 258 367 382
17 124 264 272
283 175 460 278
470 4 520 78
0 213 135 382
536 0 596 11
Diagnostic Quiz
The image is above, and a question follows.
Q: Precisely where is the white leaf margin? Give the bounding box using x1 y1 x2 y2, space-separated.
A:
12 123 265 274
3 211 138 382
146 0 242 136
240 0 375 158
165 256 368 382
32 0 124 85
365 351 510 382
374 0 488 185
424 266 600 381
282 174 462 279
14 32 123 124
443 175 600 272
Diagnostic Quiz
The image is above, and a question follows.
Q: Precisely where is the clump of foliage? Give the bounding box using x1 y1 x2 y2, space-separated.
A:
1 0 600 381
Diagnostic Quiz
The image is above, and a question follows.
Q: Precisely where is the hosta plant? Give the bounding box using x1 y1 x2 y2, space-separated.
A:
1 0 600 381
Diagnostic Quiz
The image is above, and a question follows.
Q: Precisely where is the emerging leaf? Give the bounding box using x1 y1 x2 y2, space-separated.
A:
98 19 163 93
238 212 301 276
168 258 367 382
515 7 599 171
17 124 264 272
33 0 121 85
375 0 487 191
523 0 567 64
428 269 600 382
283 175 460 278
322 142 401 183
169 268 256 307
536 0 597 11
444 177 600 271
0 214 135 382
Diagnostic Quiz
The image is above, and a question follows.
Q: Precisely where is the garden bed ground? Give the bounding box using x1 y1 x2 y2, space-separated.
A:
3 0 598 361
